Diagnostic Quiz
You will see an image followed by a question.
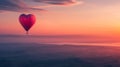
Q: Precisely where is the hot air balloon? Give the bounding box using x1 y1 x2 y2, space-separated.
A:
19 14 36 34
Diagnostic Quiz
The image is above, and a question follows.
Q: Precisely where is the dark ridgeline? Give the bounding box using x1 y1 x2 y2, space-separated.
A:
0 43 120 67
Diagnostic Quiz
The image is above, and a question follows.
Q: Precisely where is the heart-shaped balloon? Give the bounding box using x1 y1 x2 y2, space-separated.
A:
19 14 36 34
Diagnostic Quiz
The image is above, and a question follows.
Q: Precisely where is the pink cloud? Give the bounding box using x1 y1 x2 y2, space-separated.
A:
0 0 81 12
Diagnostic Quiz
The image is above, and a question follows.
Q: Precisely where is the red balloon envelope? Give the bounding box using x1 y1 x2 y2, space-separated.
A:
19 14 36 34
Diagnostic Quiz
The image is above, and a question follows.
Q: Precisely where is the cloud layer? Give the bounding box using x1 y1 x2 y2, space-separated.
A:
0 0 80 12
31 0 79 5
0 34 119 44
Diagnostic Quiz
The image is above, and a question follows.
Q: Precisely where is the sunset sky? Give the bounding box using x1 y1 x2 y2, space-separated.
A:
1 0 120 37
2 1 120 67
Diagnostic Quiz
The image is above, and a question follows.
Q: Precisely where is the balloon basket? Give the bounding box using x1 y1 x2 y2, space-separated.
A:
26 31 29 35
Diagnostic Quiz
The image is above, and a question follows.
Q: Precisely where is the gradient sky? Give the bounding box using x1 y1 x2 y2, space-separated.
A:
0 0 120 38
